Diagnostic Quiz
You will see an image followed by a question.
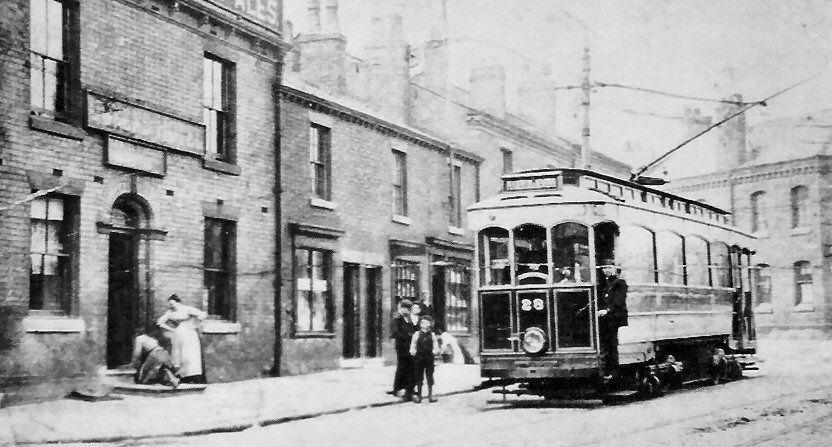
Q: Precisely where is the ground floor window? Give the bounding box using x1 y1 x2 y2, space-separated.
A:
794 261 813 308
295 248 333 333
392 259 420 305
445 264 471 332
29 194 75 313
204 217 236 321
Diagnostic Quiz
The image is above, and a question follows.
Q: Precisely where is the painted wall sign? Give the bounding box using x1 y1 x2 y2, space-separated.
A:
105 136 167 176
86 91 204 156
208 0 280 30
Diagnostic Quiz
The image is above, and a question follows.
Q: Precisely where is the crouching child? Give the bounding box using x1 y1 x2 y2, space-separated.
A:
409 315 441 403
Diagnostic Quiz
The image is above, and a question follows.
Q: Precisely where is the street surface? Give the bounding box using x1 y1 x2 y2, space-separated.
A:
30 339 832 446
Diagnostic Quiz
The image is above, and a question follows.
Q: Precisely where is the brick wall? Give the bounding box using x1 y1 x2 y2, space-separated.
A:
0 0 282 404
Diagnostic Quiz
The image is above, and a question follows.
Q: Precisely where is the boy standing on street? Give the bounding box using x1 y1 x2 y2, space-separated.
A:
409 315 441 403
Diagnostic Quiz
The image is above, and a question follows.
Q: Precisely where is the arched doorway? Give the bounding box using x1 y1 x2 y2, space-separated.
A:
106 195 151 368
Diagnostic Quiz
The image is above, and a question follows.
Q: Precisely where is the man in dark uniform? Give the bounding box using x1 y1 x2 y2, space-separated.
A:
598 259 628 380
389 299 416 400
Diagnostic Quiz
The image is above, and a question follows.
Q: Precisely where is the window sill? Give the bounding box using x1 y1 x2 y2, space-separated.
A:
755 303 773 314
202 320 241 334
392 214 412 226
793 303 815 313
310 197 337 210
448 226 465 236
29 115 85 140
23 314 85 333
791 226 812 236
203 158 241 176
294 331 336 339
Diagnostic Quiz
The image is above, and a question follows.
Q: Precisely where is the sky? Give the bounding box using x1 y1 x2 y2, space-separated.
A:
284 0 832 172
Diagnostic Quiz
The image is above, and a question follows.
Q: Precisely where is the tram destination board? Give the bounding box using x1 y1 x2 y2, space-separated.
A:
504 175 560 191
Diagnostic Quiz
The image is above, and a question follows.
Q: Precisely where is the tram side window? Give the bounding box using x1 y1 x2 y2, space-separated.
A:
656 232 685 285
686 236 710 286
479 227 510 286
514 224 548 285
551 223 590 283
616 225 656 284
711 243 732 288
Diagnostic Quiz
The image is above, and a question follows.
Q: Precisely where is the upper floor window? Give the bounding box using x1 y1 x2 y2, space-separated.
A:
204 218 236 321
794 260 813 308
392 150 408 216
30 0 70 117
295 248 333 333
750 191 768 232
203 54 234 162
501 149 513 174
450 163 462 227
309 124 332 200
30 195 76 313
791 186 808 228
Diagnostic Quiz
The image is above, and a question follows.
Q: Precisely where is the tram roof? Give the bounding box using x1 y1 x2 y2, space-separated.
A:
469 168 732 222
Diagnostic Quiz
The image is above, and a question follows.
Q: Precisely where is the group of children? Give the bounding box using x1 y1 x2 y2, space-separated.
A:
390 299 442 403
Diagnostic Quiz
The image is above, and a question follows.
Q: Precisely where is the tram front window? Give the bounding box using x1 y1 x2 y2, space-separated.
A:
551 223 590 284
479 227 510 286
514 224 548 285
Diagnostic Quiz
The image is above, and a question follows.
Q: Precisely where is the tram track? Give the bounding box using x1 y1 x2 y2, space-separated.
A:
567 380 832 446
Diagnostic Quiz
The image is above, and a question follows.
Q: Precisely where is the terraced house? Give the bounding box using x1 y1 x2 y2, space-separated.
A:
0 0 285 404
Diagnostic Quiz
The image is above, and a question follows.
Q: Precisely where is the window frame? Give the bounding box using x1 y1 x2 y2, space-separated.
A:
203 217 237 321
501 148 513 174
444 263 472 333
750 191 767 233
29 0 80 123
392 149 408 216
293 247 335 335
790 185 809 229
450 162 462 228
392 259 420 304
309 123 332 201
29 193 78 314
203 52 236 163
793 260 813 308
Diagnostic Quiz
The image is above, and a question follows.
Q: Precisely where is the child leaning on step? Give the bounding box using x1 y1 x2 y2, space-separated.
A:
409 315 441 403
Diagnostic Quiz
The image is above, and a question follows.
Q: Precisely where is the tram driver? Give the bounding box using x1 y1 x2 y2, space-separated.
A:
597 258 628 381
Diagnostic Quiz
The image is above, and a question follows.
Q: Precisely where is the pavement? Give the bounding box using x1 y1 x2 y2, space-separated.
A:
0 363 481 445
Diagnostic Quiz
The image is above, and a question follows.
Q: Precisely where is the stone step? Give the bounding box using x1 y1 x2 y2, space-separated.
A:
111 383 207 397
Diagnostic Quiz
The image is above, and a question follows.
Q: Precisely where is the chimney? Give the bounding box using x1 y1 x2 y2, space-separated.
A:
282 20 301 73
297 0 347 95
469 64 506 118
518 63 557 136
363 13 411 123
716 93 748 167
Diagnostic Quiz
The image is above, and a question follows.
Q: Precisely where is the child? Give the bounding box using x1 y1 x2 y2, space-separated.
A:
409 315 441 403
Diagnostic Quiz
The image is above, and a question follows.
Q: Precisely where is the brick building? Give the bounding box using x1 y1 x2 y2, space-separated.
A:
277 0 630 372
667 111 832 336
0 0 284 404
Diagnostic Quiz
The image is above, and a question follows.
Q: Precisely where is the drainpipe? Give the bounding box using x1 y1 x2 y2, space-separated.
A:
272 70 283 377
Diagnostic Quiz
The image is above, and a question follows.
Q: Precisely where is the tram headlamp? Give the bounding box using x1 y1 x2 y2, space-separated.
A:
521 327 546 354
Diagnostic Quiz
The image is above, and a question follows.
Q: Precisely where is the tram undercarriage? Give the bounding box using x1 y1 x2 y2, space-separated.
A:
483 336 757 401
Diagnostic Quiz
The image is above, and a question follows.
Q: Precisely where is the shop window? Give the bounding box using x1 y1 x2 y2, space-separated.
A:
392 260 420 304
295 248 334 333
551 222 590 283
478 227 510 286
445 265 471 332
204 217 236 321
29 195 76 313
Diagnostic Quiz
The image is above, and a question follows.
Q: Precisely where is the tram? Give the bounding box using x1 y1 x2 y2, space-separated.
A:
468 168 757 398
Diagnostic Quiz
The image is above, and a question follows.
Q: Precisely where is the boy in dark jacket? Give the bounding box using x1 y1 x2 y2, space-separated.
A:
409 315 441 403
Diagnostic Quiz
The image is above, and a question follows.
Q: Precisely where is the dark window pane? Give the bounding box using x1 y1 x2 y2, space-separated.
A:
556 290 591 348
514 224 548 285
481 292 511 349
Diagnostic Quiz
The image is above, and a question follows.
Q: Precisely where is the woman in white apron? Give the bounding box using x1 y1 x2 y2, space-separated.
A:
157 294 207 382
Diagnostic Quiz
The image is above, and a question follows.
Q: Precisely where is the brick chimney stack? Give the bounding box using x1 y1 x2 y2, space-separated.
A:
716 93 748 167
363 13 411 123
469 64 506 118
296 0 347 95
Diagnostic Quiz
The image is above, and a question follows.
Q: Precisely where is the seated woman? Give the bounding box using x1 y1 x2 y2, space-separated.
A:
131 333 180 387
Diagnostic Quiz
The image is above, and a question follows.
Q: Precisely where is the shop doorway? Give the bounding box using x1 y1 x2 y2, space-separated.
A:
342 263 361 359
364 267 382 357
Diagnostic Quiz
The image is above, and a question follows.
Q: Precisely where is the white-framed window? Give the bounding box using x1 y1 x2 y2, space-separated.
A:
309 124 332 200
29 195 75 313
203 53 234 161
295 248 333 333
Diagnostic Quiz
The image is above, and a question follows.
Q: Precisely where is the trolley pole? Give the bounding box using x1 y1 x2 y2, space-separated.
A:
580 44 592 170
